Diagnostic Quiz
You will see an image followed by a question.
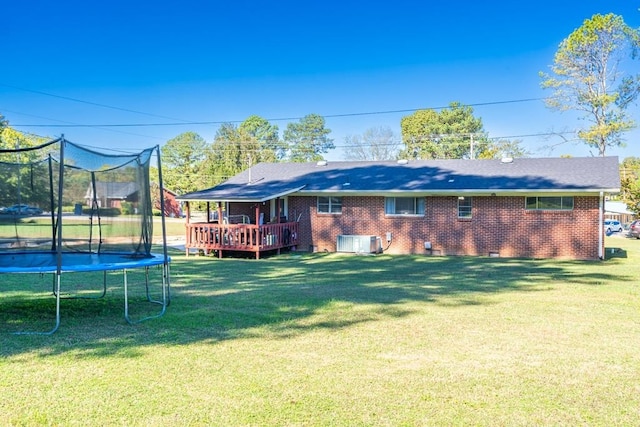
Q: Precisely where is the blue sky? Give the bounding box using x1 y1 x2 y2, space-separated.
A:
2 0 639 160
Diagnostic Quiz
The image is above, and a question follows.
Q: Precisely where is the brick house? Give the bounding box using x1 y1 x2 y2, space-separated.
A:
84 182 181 217
178 157 620 260
157 187 182 218
84 182 139 209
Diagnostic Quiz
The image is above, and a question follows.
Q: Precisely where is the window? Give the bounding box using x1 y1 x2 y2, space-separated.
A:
270 197 287 221
458 196 472 218
385 197 425 215
317 196 342 214
525 196 574 210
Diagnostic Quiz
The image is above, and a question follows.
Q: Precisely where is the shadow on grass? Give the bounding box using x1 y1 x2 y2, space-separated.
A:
0 248 633 358
604 247 628 259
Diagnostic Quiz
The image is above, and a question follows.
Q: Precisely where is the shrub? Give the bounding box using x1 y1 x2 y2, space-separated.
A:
81 207 121 216
121 202 134 215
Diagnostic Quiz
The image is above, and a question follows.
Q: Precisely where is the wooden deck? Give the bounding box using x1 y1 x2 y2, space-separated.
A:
185 222 299 259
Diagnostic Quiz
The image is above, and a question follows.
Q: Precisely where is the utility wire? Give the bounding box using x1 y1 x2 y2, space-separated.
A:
0 107 168 142
0 83 192 122
1 126 579 154
8 98 547 128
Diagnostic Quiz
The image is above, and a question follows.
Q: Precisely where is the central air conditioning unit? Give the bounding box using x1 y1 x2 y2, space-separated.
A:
336 235 381 254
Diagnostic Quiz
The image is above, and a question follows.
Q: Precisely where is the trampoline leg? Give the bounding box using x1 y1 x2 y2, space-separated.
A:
51 271 107 300
124 269 130 323
124 264 169 325
165 262 171 306
144 266 171 306
14 273 61 335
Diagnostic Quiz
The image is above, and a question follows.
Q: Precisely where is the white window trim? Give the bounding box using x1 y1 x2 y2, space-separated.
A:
384 197 425 216
270 197 288 220
317 196 342 214
457 196 472 219
525 196 574 211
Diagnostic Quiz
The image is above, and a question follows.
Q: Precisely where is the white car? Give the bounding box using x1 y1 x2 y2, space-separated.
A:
604 219 623 233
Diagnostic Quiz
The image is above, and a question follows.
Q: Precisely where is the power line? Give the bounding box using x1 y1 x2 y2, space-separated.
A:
8 98 547 128
0 107 168 142
0 126 579 153
0 83 192 122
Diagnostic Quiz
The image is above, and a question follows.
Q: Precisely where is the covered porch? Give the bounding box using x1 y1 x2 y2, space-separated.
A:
179 183 303 259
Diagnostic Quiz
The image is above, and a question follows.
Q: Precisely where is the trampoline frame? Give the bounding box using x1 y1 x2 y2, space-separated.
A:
0 137 172 334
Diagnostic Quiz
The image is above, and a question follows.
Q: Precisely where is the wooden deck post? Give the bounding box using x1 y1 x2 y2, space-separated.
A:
185 201 191 257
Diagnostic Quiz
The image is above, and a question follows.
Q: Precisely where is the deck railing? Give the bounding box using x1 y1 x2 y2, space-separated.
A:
185 222 299 259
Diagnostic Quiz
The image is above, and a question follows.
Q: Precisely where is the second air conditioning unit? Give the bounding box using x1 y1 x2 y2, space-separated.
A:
336 235 381 254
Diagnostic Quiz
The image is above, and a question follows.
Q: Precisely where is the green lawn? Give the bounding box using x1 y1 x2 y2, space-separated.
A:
1 237 639 425
0 216 186 240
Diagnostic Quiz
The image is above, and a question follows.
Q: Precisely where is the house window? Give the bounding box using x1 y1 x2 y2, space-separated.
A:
525 196 574 210
270 197 288 221
317 196 342 214
458 196 472 218
385 197 425 215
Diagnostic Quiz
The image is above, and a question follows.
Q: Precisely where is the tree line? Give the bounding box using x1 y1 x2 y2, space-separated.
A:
159 102 537 196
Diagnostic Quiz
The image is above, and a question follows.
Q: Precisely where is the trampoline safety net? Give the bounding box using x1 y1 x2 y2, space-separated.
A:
0 137 165 259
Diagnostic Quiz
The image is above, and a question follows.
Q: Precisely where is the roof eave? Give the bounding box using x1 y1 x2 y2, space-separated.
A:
176 185 306 203
297 188 620 196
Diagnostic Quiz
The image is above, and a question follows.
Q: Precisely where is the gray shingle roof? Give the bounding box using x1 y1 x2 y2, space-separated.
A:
85 182 139 199
177 157 620 202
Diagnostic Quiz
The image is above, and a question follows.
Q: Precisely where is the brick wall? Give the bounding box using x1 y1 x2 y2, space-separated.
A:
288 195 601 259
228 202 263 223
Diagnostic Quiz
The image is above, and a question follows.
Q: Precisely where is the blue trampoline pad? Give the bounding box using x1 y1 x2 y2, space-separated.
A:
0 252 169 273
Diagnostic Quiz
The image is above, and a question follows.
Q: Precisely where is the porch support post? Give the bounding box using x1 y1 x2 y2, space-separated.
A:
185 201 190 257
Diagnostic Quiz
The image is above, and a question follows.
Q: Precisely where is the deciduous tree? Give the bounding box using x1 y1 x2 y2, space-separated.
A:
399 102 487 159
343 126 399 161
620 157 640 216
203 123 258 187
0 126 49 162
540 13 640 156
160 131 208 195
476 139 530 159
0 126 54 207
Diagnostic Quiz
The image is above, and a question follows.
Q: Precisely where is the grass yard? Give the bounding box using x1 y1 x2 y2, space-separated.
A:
1 236 639 425
0 216 186 240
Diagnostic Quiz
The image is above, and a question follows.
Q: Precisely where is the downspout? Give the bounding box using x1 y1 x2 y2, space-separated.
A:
598 191 604 260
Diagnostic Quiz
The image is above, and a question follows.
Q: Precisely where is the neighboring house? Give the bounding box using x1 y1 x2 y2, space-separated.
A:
177 157 620 260
159 187 182 217
604 200 635 225
85 182 139 208
85 181 181 216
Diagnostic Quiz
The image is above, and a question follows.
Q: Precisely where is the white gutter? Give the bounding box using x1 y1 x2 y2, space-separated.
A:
176 185 306 203
297 188 619 197
598 191 604 260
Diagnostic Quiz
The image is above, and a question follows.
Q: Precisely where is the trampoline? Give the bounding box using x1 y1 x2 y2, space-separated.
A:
0 136 171 334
